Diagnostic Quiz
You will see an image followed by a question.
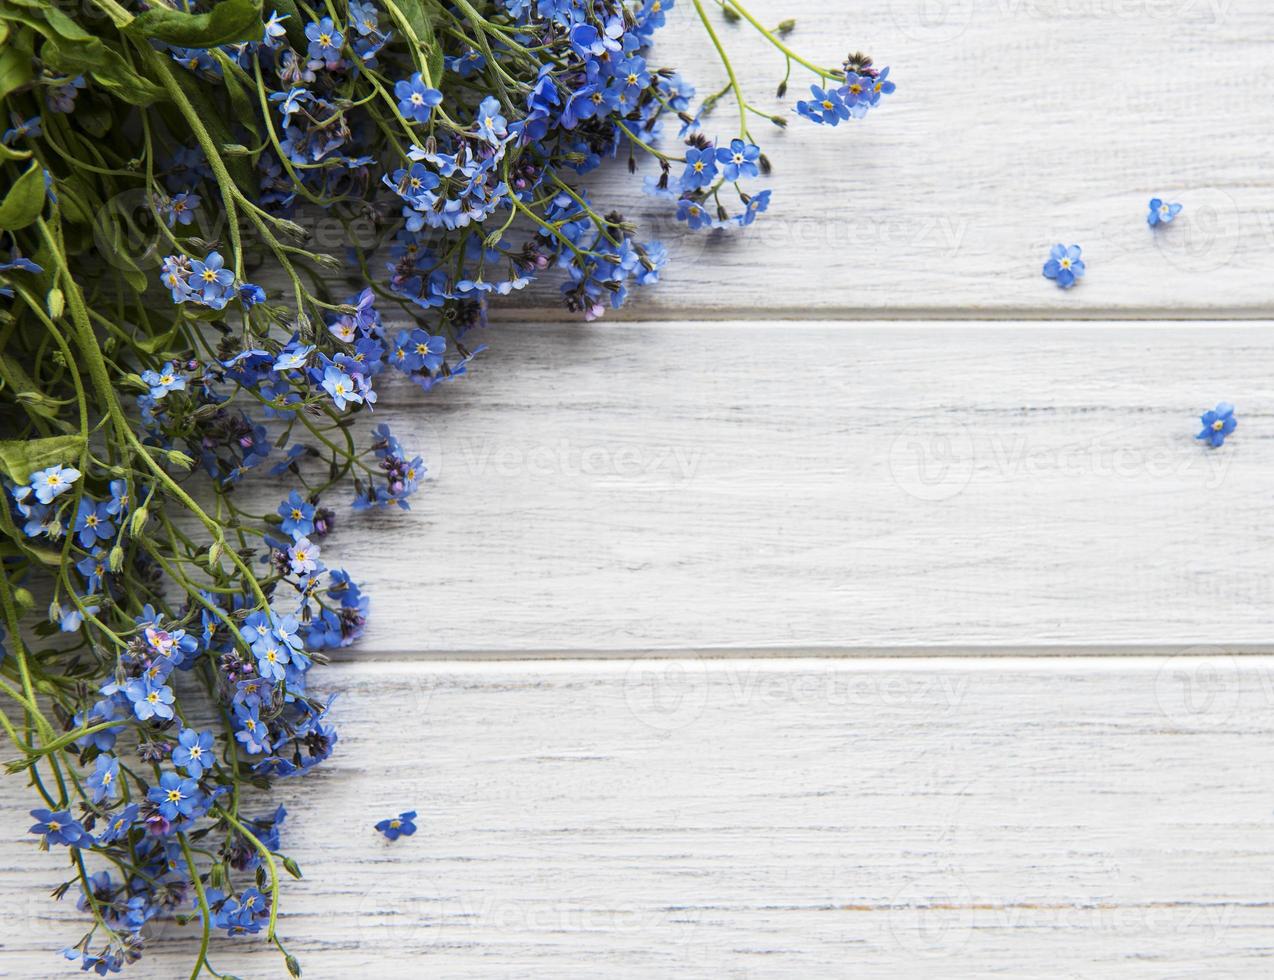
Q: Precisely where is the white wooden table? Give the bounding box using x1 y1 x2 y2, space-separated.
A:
6 2 1274 976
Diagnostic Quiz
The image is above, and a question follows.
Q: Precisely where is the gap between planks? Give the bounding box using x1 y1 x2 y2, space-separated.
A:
328 655 1274 674
327 644 1274 663
498 307 1274 323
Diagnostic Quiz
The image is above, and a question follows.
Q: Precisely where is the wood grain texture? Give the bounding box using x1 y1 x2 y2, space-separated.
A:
4 657 1274 979
302 320 1274 655
502 0 1274 318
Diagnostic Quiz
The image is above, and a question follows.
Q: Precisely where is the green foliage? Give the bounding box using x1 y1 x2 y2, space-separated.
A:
0 160 44 231
125 0 264 49
0 433 86 483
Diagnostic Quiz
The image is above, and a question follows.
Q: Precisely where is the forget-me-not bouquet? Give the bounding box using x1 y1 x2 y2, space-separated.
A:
0 0 892 973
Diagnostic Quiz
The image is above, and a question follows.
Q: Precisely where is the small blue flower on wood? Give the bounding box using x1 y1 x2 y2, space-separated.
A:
1042 244 1085 289
1196 402 1236 448
1148 198 1182 227
376 810 418 841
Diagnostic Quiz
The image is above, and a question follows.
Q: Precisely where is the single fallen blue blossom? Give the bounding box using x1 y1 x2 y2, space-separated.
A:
1196 402 1237 448
376 810 419 841
1043 244 1085 289
1148 198 1183 227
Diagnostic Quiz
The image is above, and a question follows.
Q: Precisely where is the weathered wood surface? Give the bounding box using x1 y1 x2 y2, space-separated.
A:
6 1 1274 976
318 320 1274 656
4 658 1274 978
503 0 1274 318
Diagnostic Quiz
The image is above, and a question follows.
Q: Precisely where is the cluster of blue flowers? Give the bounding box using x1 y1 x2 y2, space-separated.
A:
795 62 895 126
0 0 902 974
158 252 255 310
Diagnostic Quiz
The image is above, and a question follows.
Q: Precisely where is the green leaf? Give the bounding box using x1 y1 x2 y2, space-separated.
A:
0 433 86 484
135 323 183 354
41 36 168 105
212 50 261 142
393 0 444 86
0 26 34 101
0 540 62 566
39 5 94 41
170 67 252 186
125 0 263 49
0 161 45 232
0 353 64 424
0 143 31 162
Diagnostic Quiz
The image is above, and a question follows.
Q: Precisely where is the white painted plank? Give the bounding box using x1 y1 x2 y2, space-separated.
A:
503 0 1274 317
4 658 1274 978
296 320 1274 655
